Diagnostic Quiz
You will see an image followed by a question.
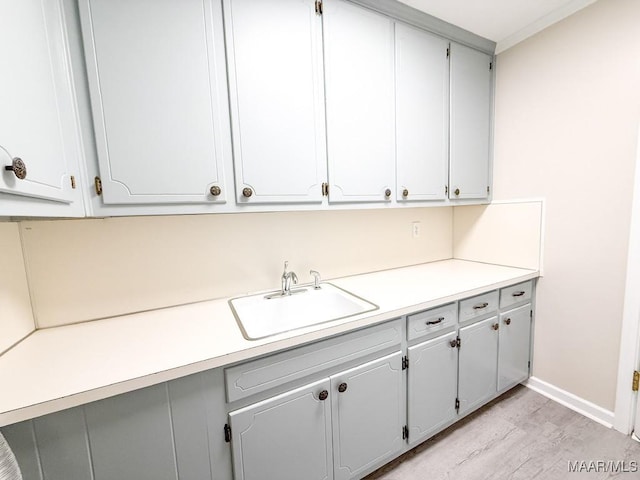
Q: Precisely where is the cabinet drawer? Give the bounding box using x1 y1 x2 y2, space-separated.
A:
407 303 456 341
459 291 498 323
225 319 402 402
500 281 533 309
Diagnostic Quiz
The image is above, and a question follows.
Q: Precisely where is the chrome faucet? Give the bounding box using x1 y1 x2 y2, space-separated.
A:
281 261 298 296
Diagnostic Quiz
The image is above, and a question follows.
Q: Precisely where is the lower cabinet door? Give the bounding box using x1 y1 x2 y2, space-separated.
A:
407 333 458 443
331 352 404 480
498 304 532 391
458 316 498 415
228 378 333 480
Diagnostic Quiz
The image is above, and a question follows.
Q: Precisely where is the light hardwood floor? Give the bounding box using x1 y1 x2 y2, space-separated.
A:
366 386 640 479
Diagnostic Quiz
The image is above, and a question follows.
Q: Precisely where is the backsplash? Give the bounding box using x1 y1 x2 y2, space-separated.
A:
0 223 35 353
20 207 453 328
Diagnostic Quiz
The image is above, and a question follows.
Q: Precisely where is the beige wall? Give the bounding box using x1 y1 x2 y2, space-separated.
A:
453 201 544 272
493 0 640 410
21 207 452 328
0 223 35 353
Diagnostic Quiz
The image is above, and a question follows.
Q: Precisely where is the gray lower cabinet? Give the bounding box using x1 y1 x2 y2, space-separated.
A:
228 351 404 480
457 316 499 415
228 379 333 480
1 369 232 480
498 304 532 391
407 332 458 444
331 352 404 480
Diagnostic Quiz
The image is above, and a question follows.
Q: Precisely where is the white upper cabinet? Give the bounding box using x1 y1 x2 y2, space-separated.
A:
449 43 492 201
323 0 395 203
224 0 327 204
395 23 449 202
80 0 228 205
0 0 84 215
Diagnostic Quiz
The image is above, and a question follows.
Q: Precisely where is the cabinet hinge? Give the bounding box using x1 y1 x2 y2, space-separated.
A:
446 47 450 58
445 185 448 195
402 425 408 440
489 61 493 70
402 355 409 370
315 0 323 14
94 176 103 196
530 310 533 319
321 182 329 196
528 360 531 371
70 175 76 189
633 371 640 392
224 423 232 443
455 398 460 412
487 185 490 195
456 336 461 349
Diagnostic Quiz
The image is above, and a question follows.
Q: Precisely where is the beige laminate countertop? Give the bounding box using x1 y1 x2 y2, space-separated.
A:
0 259 538 427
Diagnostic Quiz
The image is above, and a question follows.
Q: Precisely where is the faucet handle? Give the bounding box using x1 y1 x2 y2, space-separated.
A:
310 270 321 289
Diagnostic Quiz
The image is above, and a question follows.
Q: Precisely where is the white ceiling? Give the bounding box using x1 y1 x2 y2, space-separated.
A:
397 0 598 53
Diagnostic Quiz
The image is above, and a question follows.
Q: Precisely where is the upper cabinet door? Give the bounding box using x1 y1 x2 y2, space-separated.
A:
224 0 327 204
449 43 492 201
0 0 82 208
323 0 395 203
80 0 228 204
395 23 449 202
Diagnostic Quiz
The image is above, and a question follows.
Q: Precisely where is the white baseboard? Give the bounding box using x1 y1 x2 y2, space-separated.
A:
525 376 615 428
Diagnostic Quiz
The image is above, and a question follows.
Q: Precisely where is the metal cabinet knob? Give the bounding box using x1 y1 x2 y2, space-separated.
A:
454 188 460 196
242 187 253 198
492 323 499 331
338 382 348 393
402 189 409 197
504 318 511 326
319 390 328 401
4 157 26 180
384 189 391 198
209 185 221 196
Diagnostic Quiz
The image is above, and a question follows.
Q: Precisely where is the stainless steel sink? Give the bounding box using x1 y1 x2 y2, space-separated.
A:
229 283 378 340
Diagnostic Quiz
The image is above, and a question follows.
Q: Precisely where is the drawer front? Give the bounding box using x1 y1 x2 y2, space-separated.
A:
459 291 498 323
225 319 402 402
500 281 533 309
407 303 457 341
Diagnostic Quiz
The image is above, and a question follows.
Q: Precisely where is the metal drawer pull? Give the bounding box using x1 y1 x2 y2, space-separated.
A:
504 318 512 325
472 302 489 310
512 291 526 297
426 317 445 326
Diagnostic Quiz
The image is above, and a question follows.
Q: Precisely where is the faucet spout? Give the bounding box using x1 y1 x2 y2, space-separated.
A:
281 261 298 296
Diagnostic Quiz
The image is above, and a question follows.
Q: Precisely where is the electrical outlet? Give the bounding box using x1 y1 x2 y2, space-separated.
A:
412 221 421 238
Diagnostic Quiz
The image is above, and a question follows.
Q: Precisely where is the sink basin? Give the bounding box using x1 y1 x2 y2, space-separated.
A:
229 283 379 340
